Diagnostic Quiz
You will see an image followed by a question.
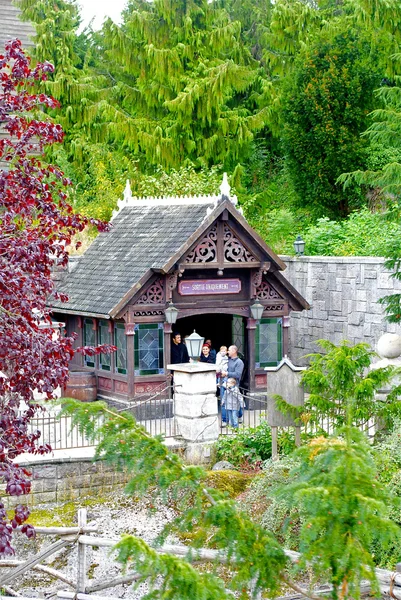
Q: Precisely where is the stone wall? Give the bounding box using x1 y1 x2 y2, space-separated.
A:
2 457 128 508
282 256 401 365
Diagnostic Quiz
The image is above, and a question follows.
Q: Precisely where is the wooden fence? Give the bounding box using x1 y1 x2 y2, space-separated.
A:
0 508 400 600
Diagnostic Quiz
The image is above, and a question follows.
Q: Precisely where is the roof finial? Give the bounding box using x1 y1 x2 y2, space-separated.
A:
124 179 132 203
220 172 230 199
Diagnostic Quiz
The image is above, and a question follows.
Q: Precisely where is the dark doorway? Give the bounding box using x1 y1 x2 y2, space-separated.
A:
175 313 249 388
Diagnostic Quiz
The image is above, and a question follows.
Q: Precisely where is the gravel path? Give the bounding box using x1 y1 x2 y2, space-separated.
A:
14 494 178 599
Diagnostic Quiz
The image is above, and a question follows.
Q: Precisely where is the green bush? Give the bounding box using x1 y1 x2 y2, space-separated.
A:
303 208 401 256
245 456 303 549
215 421 273 466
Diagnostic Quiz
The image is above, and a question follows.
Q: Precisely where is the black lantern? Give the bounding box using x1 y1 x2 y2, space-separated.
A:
294 235 305 256
185 330 205 362
250 301 264 321
165 303 178 325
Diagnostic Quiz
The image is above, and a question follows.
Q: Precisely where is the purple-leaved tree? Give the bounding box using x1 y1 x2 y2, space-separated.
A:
0 39 114 554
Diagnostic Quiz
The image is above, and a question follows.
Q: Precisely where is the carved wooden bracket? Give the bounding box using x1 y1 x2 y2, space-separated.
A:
166 271 178 301
121 309 135 335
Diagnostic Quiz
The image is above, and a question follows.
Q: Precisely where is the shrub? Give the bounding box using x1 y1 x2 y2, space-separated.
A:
245 456 303 549
303 208 401 256
214 421 273 467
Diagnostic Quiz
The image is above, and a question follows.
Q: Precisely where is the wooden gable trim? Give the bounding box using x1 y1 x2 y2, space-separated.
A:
110 199 308 319
130 275 165 306
161 199 286 275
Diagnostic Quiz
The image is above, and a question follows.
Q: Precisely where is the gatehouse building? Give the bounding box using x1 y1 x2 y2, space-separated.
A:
52 176 309 400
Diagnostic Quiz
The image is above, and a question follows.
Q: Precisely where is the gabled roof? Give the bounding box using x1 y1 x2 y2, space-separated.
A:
52 177 308 318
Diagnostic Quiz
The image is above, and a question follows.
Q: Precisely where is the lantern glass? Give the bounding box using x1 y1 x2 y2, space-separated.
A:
185 330 205 361
294 235 305 256
250 301 264 321
165 304 178 325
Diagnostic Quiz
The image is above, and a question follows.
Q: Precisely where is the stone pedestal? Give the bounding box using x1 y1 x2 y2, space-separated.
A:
265 356 306 458
168 363 219 459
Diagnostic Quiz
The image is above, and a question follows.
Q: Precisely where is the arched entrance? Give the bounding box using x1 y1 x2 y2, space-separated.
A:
175 313 248 388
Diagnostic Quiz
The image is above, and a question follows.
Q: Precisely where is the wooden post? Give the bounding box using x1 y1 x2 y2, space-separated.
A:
271 426 278 459
295 426 301 447
246 318 256 392
77 509 87 594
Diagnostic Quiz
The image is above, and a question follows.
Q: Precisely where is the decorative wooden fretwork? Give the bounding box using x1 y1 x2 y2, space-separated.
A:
185 226 217 263
133 309 164 317
136 278 164 304
256 280 282 301
264 304 284 312
223 224 257 263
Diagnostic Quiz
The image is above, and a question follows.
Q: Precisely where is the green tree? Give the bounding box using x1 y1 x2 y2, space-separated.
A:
281 28 382 218
338 63 401 322
89 0 270 171
299 340 401 430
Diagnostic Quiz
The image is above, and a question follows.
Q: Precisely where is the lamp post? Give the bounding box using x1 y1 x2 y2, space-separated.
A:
294 235 305 256
250 301 264 322
165 303 178 325
185 330 205 362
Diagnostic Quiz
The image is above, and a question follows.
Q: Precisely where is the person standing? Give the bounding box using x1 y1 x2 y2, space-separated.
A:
216 345 229 424
170 332 189 364
205 339 217 362
200 343 216 364
221 345 244 385
221 345 245 423
221 377 244 428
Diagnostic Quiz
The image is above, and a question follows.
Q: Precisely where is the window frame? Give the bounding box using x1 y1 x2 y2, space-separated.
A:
83 318 96 368
255 317 283 368
115 322 128 375
99 319 112 372
134 323 165 376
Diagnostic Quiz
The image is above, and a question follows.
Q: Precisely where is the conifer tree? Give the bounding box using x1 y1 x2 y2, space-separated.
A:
59 337 401 600
91 0 270 170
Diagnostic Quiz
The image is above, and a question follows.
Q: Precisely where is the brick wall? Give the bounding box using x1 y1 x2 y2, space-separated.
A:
282 256 401 365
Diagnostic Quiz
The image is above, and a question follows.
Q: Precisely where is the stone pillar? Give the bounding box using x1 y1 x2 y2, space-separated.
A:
168 362 218 464
371 334 401 434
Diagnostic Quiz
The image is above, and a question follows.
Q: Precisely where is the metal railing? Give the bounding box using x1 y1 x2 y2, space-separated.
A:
219 388 269 435
114 383 176 438
25 412 103 450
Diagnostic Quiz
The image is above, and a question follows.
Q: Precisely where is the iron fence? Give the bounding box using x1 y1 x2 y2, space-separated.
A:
218 388 379 440
25 412 103 450
115 383 176 438
219 389 269 435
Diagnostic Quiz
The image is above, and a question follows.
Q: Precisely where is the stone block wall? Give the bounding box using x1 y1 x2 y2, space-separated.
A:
2 458 128 508
282 256 401 365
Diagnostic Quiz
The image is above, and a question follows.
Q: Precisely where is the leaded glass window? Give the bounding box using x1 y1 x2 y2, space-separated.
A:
83 318 95 368
256 318 282 368
99 320 111 371
134 323 164 376
115 323 127 375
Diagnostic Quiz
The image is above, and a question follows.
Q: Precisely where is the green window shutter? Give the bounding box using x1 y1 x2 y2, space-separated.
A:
115 323 127 375
83 318 95 368
134 323 164 376
256 318 282 368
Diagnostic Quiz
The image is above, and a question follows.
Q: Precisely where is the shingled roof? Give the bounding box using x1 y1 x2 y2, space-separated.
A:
52 195 220 318
52 176 308 318
0 0 35 49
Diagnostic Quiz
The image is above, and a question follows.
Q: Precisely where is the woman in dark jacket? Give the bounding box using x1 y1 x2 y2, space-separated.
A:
200 344 215 364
